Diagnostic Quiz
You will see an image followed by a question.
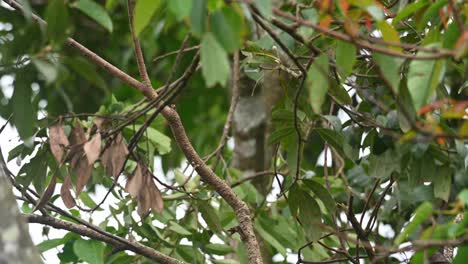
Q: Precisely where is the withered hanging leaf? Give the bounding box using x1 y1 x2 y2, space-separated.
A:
125 164 164 217
83 133 101 165
94 117 107 131
68 122 87 162
69 121 87 146
125 165 144 198
102 133 129 178
33 171 58 212
61 175 76 208
49 119 70 162
73 152 93 195
143 167 164 213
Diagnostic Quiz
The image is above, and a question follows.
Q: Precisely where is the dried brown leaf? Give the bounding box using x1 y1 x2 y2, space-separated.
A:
125 165 144 198
74 154 93 195
69 121 86 146
49 119 70 162
61 175 76 208
102 133 129 178
83 133 101 165
33 171 58 212
94 117 107 131
144 168 164 213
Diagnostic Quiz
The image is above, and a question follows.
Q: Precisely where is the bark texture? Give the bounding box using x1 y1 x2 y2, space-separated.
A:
0 150 42 264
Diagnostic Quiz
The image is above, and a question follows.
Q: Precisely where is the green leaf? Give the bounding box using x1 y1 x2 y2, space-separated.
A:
443 21 461 49
133 0 161 36
328 83 352 105
198 201 222 233
298 191 322 241
168 0 192 21
457 189 468 206
45 0 69 45
419 0 448 29
374 53 403 93
377 21 401 51
190 0 207 36
433 166 451 201
256 223 286 256
303 179 336 214
288 185 301 217
36 238 65 252
203 244 234 255
336 40 356 78
200 32 230 87
394 202 433 245
267 126 295 145
210 7 243 52
79 192 100 209
72 0 113 32
453 246 468 264
127 125 171 155
393 0 429 24
11 72 34 141
315 128 346 158
254 0 272 18
169 222 192 236
73 239 105 264
407 46 445 111
307 54 330 113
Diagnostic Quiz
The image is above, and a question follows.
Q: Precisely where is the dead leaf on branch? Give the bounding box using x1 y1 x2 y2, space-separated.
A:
49 118 70 162
61 175 76 208
33 169 58 212
72 152 93 195
68 121 87 158
84 133 101 165
101 133 129 178
125 164 164 217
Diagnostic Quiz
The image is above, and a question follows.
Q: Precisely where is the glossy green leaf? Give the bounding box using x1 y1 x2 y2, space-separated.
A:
133 0 161 36
267 126 295 145
419 0 448 29
45 0 69 45
72 0 113 32
307 54 330 113
315 128 346 158
200 32 230 87
394 202 433 245
79 192 99 209
336 40 356 78
73 239 105 264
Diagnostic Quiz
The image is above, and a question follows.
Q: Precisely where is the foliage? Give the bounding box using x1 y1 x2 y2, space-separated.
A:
0 0 467 263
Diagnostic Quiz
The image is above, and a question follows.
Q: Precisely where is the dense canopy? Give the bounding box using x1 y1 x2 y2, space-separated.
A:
0 0 467 263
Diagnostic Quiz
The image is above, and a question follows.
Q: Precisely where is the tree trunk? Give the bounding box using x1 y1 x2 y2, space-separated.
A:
0 149 42 264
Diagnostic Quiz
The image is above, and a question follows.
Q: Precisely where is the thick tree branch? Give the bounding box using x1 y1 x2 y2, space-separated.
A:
24 214 185 264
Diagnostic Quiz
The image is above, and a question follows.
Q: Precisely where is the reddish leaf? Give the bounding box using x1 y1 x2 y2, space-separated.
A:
61 175 76 208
